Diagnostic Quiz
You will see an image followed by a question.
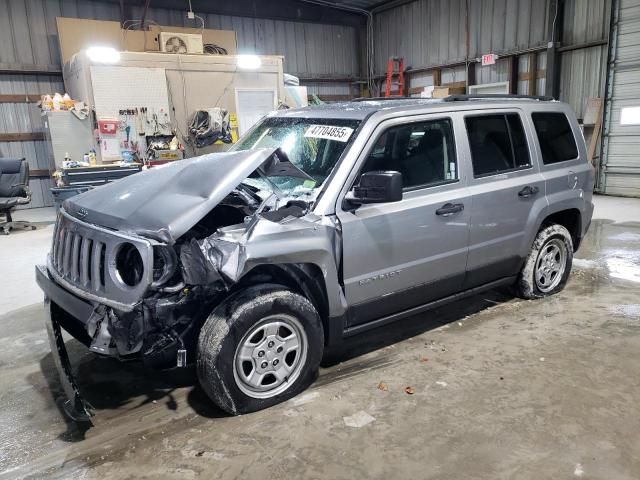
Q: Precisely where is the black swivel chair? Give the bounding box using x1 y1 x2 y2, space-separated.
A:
0 158 36 235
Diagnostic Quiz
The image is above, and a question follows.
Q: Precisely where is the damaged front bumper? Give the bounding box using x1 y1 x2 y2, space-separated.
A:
36 263 216 421
44 297 94 422
37 264 94 421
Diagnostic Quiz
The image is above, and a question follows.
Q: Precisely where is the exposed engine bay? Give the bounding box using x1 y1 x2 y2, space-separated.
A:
48 148 342 375
38 121 357 419
137 183 319 370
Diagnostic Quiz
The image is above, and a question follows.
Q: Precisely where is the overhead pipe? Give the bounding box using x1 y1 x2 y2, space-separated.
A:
140 0 151 32
370 0 419 14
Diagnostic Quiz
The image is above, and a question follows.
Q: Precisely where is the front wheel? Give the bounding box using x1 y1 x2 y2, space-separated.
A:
516 224 574 299
197 285 324 415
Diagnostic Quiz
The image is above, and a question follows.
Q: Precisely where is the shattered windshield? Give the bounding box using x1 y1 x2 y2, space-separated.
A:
232 117 360 197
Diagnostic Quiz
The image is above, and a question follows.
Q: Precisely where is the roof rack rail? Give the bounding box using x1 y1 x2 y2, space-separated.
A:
443 94 554 102
352 96 415 102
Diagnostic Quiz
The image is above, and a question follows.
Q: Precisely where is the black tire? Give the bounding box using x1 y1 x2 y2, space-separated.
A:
197 285 324 415
516 224 573 299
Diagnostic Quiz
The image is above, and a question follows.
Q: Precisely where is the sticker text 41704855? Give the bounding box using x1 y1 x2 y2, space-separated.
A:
304 125 354 143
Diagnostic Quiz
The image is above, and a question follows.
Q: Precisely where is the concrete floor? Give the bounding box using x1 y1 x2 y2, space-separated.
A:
1 195 639 479
0 208 57 315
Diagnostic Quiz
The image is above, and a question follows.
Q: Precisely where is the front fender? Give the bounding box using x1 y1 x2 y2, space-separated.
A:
207 215 347 318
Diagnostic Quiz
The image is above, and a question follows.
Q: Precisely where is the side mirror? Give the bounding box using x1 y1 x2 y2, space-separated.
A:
346 171 403 205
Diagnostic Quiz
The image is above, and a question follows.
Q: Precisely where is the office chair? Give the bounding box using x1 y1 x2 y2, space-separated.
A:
0 158 36 235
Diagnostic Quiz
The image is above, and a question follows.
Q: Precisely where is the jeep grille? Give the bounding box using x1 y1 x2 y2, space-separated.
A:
48 210 153 310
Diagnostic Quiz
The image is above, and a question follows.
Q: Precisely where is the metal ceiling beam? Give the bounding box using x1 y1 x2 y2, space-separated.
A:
545 0 565 99
105 0 367 26
370 0 418 13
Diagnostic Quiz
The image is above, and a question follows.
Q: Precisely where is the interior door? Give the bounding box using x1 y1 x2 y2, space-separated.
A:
336 116 471 327
462 111 546 288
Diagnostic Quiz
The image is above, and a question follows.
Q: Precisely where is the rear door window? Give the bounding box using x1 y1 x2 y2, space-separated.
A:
465 113 531 177
531 112 579 165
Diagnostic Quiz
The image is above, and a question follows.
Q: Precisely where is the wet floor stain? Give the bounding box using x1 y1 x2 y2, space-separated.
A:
1 221 640 479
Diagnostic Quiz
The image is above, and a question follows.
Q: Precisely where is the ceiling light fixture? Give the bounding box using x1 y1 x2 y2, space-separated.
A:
87 46 121 64
237 55 262 70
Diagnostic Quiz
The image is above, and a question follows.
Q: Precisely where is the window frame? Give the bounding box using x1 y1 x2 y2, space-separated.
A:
464 111 533 179
530 111 580 166
352 116 460 193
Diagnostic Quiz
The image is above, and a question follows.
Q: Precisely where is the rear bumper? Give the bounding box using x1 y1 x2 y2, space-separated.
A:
584 200 594 234
577 200 595 251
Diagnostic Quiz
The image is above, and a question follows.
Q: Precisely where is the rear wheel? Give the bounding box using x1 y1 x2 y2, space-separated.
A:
516 224 573 299
197 285 323 415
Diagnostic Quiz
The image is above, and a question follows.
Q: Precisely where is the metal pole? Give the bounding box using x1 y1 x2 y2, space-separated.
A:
599 0 621 193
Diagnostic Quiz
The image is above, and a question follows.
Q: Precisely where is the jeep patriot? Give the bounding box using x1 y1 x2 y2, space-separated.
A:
36 95 594 418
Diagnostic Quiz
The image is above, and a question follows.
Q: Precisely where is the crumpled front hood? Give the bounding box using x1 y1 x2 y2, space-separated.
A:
64 148 278 244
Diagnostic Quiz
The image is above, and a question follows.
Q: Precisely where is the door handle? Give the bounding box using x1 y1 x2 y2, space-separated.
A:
436 202 464 216
518 185 539 198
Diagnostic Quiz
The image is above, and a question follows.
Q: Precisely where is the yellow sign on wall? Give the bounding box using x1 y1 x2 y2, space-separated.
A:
214 112 239 145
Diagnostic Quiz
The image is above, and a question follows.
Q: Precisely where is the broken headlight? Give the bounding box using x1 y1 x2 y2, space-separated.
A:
151 245 177 287
115 242 144 287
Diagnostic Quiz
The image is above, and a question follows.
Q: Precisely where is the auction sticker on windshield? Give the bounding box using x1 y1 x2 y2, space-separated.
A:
304 125 354 143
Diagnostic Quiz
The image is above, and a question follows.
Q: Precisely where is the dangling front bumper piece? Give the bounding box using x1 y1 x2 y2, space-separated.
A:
44 297 94 422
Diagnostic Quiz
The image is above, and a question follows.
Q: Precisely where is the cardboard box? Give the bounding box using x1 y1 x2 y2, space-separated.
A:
56 17 237 64
432 86 466 98
56 18 122 65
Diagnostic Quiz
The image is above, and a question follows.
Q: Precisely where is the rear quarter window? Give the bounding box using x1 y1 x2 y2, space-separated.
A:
531 112 579 165
465 113 530 178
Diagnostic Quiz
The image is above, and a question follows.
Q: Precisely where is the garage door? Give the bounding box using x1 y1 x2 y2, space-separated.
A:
601 0 640 196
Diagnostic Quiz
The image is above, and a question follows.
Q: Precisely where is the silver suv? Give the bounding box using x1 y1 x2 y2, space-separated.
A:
36 95 594 419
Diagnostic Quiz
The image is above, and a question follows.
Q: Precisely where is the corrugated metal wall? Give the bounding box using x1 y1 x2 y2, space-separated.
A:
560 0 611 118
1 0 618 206
0 0 360 208
468 0 548 57
373 0 549 74
373 0 610 118
0 75 64 209
371 0 613 190
373 0 466 72
601 0 640 196
0 0 360 77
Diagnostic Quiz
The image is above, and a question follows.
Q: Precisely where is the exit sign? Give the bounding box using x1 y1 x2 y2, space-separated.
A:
481 54 498 66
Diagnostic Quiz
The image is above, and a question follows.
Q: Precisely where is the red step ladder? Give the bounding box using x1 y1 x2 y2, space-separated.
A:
384 57 405 97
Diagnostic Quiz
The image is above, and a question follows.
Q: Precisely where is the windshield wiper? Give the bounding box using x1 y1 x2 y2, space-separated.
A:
257 148 314 182
256 173 285 203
